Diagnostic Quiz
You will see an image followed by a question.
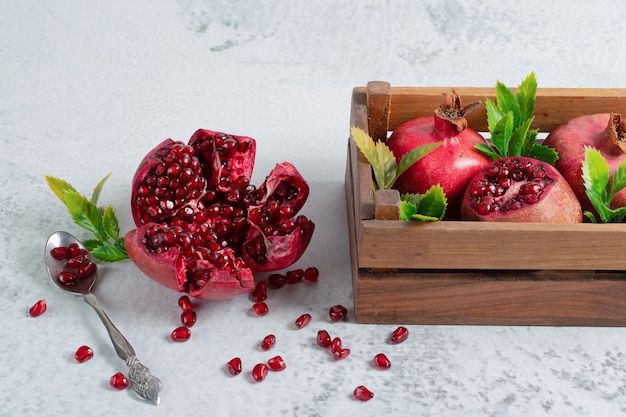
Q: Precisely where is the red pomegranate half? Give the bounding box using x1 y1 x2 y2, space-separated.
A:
460 156 582 223
125 129 315 300
386 91 491 219
542 113 626 213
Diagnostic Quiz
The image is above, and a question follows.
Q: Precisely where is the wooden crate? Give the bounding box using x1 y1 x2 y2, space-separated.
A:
345 81 626 326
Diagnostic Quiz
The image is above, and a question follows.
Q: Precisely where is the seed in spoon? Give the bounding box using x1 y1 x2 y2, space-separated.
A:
50 245 97 286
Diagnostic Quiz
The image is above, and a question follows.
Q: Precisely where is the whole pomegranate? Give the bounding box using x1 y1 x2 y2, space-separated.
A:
125 129 315 300
460 156 582 223
542 113 626 213
386 91 491 218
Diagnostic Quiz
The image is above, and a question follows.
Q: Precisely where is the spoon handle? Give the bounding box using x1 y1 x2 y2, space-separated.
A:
83 292 163 405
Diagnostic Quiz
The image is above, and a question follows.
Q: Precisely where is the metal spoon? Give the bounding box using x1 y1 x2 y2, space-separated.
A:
45 231 163 405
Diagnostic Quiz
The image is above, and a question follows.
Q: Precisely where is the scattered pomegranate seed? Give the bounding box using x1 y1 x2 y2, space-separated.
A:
267 355 286 372
303 267 319 282
389 326 409 344
75 345 94 363
329 304 348 322
353 385 374 401
251 302 269 316
29 299 47 317
316 329 331 348
227 357 242 376
178 295 193 312
330 337 342 353
171 326 191 342
181 310 197 327
286 268 304 284
250 280 267 302
267 273 287 288
295 313 312 329
109 372 129 390
260 334 276 350
373 353 391 370
333 348 351 360
251 363 269 382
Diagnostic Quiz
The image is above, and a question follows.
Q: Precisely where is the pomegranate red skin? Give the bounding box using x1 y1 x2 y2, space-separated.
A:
543 113 626 213
387 95 491 219
125 228 254 300
460 157 583 223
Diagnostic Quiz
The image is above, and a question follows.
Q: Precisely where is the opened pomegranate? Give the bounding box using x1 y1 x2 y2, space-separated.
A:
386 91 491 218
543 113 626 213
460 156 582 223
125 129 314 300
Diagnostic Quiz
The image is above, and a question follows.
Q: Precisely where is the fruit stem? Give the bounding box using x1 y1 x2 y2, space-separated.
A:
607 113 626 154
433 90 481 137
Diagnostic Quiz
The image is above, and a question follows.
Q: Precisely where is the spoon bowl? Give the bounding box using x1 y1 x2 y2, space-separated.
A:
45 230 96 295
45 231 163 405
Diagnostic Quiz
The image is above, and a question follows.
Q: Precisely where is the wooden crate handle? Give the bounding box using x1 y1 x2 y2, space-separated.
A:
366 81 391 142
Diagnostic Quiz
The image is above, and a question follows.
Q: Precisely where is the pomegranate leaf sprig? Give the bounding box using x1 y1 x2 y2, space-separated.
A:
350 126 447 221
475 71 558 165
582 147 626 223
45 173 128 262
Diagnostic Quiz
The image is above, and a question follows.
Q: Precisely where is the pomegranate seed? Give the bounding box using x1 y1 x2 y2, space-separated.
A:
286 268 304 284
373 353 391 370
295 313 312 329
389 326 409 344
330 337 342 353
333 348 351 360
58 271 78 286
353 385 374 401
251 302 269 316
50 246 68 260
329 305 348 322
250 280 267 302
68 243 82 257
109 372 129 390
267 355 286 371
251 363 269 382
171 326 191 342
181 310 197 327
267 273 287 288
227 357 242 376
29 299 47 317
316 329 331 348
65 254 87 268
303 267 319 282
75 345 94 363
260 334 276 350
77 261 96 278
178 295 193 312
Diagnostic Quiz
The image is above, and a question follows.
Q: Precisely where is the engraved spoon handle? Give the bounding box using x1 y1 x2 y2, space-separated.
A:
83 292 163 405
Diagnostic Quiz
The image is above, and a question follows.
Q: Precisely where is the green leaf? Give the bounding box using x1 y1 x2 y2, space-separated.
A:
529 143 559 165
582 146 615 223
400 193 423 206
90 242 128 262
610 159 626 198
399 199 417 221
485 99 504 144
494 81 521 127
415 184 447 220
474 143 501 160
101 205 120 241
46 176 78 204
374 140 398 189
396 142 442 179
63 190 103 238
517 71 538 121
91 172 112 205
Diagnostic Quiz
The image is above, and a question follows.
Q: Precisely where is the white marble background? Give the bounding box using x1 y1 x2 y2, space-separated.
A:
2 0 626 416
